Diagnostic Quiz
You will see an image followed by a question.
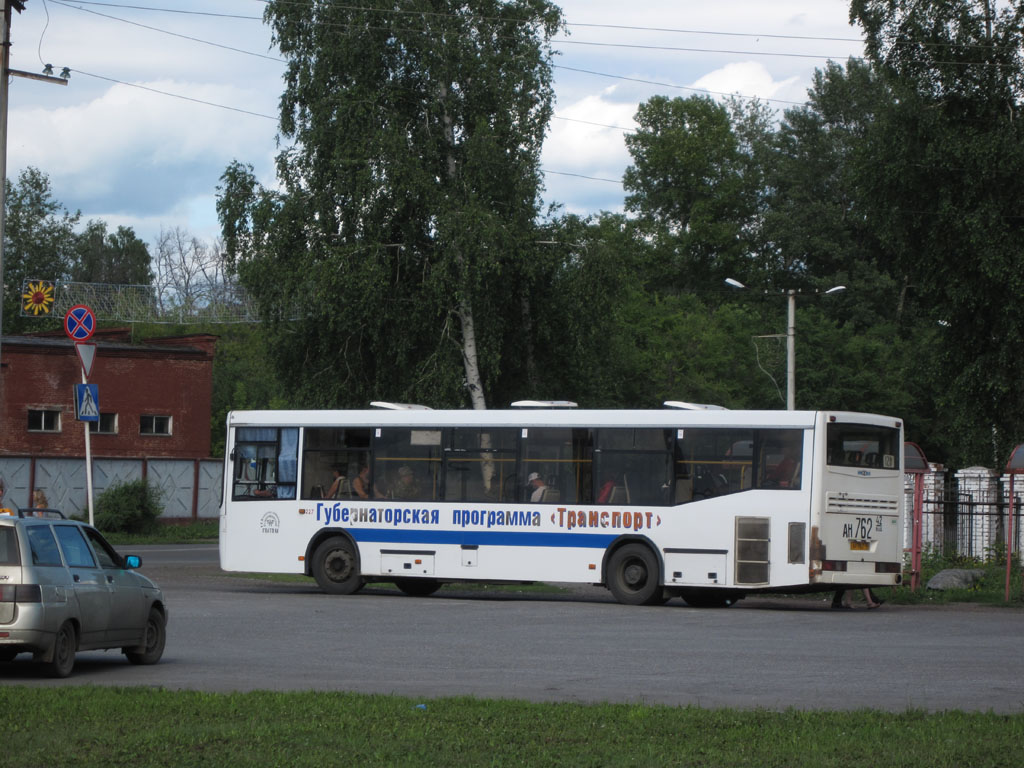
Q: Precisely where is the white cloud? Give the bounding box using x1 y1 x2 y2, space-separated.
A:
691 61 802 104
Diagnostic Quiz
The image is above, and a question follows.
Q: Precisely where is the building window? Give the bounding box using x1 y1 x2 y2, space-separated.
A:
89 413 118 435
140 414 171 436
28 409 61 433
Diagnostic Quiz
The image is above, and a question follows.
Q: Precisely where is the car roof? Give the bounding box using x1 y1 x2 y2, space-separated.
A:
0 509 74 525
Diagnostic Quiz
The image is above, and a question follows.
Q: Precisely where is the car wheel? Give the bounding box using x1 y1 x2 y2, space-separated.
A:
45 621 77 678
394 578 441 597
312 536 364 595
606 543 663 606
125 607 166 665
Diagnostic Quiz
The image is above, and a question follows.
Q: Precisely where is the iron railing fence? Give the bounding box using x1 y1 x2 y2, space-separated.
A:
914 489 1022 562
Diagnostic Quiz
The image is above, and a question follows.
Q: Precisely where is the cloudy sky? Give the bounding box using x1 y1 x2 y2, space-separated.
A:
6 0 866 248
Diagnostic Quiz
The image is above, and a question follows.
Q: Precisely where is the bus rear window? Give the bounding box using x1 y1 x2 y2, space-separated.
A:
827 423 900 470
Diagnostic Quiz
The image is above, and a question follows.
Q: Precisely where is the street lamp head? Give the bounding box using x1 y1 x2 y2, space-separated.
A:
824 285 846 295
724 278 745 289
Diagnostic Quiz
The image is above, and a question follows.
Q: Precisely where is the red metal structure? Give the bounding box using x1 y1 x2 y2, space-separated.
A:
904 442 930 592
1005 444 1024 602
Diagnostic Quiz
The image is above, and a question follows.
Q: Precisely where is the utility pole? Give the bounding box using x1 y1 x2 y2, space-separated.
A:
0 0 67 366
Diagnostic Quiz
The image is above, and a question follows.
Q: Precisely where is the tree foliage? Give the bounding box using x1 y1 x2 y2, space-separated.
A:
845 0 1024 464
2 167 152 335
2 167 80 333
72 220 153 286
219 0 562 410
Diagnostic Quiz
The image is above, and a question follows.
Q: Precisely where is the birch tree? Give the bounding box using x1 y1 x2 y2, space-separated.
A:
218 0 561 410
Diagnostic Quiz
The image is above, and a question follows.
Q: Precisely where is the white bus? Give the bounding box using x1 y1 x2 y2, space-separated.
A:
218 405 905 606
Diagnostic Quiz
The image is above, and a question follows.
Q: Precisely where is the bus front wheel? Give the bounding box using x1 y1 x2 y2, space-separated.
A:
312 537 364 595
607 544 663 606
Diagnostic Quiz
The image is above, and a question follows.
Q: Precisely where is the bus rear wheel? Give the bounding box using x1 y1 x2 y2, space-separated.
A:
312 536 363 595
394 578 441 597
607 543 663 606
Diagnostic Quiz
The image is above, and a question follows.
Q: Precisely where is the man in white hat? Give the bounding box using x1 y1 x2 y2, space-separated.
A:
526 472 547 503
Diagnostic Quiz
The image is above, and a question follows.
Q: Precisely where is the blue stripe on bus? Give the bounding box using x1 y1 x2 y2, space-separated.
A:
345 528 619 549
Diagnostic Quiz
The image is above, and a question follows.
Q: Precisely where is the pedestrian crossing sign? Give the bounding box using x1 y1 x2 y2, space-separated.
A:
75 384 99 422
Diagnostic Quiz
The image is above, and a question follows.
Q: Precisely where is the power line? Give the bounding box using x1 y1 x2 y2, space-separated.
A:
51 0 283 62
544 169 622 184
47 2 812 110
67 0 1023 58
553 65 808 107
72 69 278 120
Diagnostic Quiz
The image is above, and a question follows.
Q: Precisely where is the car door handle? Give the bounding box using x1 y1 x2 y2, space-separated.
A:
107 575 115 584
73 574 80 582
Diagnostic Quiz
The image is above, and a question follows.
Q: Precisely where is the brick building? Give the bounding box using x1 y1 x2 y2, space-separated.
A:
0 329 217 459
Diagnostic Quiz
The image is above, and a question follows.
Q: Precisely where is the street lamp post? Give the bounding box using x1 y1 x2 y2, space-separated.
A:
726 279 846 410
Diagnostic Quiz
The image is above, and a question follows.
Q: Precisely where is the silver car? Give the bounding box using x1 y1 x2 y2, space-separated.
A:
0 509 167 677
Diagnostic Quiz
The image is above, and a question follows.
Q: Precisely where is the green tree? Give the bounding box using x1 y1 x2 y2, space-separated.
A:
219 0 562 410
623 95 773 294
848 0 1024 465
71 220 153 286
2 167 80 333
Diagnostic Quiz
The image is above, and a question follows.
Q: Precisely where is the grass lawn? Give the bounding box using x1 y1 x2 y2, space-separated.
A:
1 686 1021 768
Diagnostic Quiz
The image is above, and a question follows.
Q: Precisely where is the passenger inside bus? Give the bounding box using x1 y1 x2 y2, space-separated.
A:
763 434 802 489
526 472 547 502
324 468 347 499
391 465 420 500
352 465 375 499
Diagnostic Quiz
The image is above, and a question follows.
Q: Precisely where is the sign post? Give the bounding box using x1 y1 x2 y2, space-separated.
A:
65 305 97 525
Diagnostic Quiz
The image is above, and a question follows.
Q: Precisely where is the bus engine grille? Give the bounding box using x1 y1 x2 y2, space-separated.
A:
825 493 899 515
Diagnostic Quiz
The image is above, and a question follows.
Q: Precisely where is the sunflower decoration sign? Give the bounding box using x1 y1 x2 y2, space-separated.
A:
22 279 55 316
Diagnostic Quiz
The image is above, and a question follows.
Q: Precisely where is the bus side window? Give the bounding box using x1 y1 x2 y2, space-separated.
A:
232 427 297 500
520 428 592 505
757 429 803 490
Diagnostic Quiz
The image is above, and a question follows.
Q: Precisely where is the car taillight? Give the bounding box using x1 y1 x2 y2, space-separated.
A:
0 585 41 602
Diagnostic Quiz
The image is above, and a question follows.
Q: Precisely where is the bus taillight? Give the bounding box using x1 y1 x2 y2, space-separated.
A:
821 560 847 571
874 562 901 574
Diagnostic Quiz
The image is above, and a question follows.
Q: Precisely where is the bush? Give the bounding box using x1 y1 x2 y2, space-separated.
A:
94 480 163 534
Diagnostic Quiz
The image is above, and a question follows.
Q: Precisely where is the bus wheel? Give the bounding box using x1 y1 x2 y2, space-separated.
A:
394 578 441 597
679 588 742 608
312 537 363 595
607 543 663 606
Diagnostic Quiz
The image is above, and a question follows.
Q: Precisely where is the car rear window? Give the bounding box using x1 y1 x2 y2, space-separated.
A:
27 526 63 566
0 527 18 565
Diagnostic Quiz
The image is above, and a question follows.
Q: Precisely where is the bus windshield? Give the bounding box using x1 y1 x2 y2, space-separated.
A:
826 422 900 470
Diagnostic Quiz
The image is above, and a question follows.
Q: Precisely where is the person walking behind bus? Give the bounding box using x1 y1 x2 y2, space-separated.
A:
832 588 884 609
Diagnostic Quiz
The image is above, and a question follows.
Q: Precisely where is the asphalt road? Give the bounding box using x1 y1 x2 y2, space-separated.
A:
3 544 1023 713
